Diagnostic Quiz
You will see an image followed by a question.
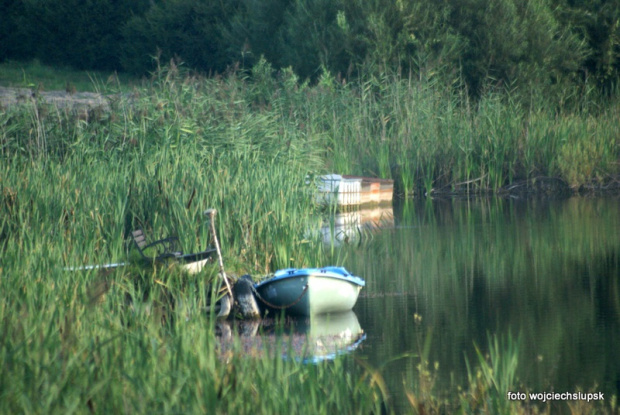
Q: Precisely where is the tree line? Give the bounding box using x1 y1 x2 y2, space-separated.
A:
1 0 618 99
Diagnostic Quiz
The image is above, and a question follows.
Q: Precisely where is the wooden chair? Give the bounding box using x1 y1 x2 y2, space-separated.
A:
131 228 182 262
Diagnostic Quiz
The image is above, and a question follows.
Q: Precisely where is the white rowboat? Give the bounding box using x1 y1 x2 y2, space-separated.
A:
253 267 365 316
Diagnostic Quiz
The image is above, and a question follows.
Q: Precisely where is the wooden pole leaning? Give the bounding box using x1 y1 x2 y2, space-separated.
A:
205 209 234 301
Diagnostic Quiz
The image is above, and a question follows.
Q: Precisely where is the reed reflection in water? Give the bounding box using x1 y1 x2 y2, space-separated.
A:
331 196 620 412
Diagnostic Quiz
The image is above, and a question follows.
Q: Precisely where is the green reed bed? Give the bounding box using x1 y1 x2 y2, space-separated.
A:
0 170 375 412
1 66 328 272
0 264 386 414
3 61 619 196
398 331 525 414
289 71 620 195
0 66 378 414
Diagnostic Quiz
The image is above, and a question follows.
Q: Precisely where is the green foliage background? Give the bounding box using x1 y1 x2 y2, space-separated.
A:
1 0 619 98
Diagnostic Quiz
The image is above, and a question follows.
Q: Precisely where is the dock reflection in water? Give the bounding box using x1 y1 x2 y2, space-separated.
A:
321 205 394 246
216 311 365 363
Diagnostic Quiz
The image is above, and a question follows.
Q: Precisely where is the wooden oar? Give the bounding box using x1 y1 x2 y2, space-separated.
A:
64 262 126 271
204 208 234 301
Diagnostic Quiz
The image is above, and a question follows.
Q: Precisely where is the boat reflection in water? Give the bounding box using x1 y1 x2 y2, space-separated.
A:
216 311 365 363
321 205 394 246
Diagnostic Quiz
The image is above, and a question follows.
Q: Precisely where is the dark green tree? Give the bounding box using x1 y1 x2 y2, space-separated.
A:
21 0 149 71
121 0 240 75
222 0 292 70
0 0 33 62
552 0 620 93
335 0 463 81
277 0 349 79
445 0 587 97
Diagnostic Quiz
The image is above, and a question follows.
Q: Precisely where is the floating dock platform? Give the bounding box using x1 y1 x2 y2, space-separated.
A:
317 174 394 206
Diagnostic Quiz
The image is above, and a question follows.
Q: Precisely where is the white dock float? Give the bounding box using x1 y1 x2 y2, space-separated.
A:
317 174 394 206
317 174 363 206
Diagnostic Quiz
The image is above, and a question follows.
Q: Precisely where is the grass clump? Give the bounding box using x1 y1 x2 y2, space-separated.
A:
399 332 616 415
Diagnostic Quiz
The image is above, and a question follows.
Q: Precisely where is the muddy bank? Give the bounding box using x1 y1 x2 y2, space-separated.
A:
0 86 113 119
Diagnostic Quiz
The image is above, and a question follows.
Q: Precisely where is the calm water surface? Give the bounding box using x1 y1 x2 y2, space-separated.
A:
333 196 620 411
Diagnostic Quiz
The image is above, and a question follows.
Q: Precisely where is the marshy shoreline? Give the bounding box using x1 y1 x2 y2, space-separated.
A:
1 65 618 414
2 72 619 199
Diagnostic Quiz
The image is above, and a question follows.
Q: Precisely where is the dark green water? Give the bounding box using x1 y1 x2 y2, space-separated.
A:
337 196 620 411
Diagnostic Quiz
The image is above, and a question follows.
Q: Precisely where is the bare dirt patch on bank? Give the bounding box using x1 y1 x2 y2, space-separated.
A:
0 86 113 119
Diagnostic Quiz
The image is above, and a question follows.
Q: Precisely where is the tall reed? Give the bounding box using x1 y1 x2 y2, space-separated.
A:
291 71 619 195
